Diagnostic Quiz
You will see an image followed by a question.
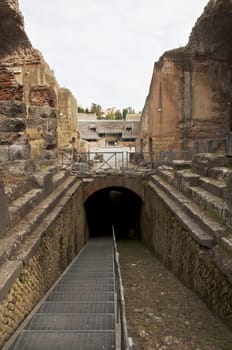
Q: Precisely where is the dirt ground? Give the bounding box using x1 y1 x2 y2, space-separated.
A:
118 240 232 350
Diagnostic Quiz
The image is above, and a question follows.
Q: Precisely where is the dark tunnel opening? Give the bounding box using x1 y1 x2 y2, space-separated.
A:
84 187 142 239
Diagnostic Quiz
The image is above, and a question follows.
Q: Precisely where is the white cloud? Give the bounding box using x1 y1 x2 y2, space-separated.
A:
19 0 207 111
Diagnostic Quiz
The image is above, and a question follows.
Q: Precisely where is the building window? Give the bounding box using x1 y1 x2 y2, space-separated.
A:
125 125 132 132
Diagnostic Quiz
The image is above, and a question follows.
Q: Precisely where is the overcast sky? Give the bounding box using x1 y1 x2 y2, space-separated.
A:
19 0 207 112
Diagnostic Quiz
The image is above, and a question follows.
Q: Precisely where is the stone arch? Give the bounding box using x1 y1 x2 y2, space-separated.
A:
82 176 144 239
82 175 144 203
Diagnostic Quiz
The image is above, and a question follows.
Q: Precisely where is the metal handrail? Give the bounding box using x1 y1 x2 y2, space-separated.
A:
112 226 132 350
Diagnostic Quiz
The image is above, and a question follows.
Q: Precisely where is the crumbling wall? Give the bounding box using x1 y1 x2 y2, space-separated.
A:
57 88 79 154
0 0 80 166
139 0 232 156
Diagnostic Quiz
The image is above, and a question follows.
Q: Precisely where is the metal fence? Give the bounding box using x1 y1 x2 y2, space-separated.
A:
62 137 232 175
68 151 155 174
68 150 193 174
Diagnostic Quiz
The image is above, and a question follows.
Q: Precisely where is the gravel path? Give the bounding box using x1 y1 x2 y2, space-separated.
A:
118 240 232 350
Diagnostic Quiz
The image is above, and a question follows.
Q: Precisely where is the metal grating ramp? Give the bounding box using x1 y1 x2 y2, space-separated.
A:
7 237 116 350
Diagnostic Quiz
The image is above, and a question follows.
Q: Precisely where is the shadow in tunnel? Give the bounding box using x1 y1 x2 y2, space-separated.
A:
84 187 142 240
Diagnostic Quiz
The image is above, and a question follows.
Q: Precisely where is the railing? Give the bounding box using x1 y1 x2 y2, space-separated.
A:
65 137 232 175
112 226 132 350
59 151 73 167
69 150 155 174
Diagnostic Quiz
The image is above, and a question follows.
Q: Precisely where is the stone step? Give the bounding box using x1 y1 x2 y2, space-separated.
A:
192 153 232 177
151 175 226 244
52 170 69 189
156 167 174 184
209 167 232 181
188 186 228 223
4 177 34 203
220 236 232 255
149 180 216 248
174 169 200 194
159 167 227 202
8 188 44 227
198 176 226 199
0 176 80 266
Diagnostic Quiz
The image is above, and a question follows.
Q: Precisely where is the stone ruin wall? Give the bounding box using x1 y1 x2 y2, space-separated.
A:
0 183 86 348
139 0 232 156
0 0 80 173
141 183 232 330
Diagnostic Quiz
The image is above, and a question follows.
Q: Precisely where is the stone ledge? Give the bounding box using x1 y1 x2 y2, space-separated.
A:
188 186 228 223
199 176 226 198
151 175 226 241
9 188 44 226
0 176 80 266
0 179 81 304
52 170 69 188
0 260 23 302
10 179 81 265
148 181 215 248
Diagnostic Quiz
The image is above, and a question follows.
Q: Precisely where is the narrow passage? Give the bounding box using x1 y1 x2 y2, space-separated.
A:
118 240 232 350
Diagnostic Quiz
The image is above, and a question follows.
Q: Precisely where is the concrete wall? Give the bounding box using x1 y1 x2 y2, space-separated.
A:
141 182 232 328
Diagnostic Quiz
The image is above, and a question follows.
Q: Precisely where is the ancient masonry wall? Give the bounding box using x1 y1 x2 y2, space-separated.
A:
141 183 232 329
138 0 232 155
0 184 86 348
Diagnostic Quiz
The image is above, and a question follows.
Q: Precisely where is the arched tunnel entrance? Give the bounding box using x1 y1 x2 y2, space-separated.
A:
84 187 142 239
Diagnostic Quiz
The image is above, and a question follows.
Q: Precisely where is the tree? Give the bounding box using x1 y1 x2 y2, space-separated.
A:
115 110 123 120
122 108 128 119
105 111 115 120
90 103 102 118
77 106 86 113
122 107 135 119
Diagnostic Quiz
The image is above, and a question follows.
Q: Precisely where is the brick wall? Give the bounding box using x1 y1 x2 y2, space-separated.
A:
30 85 57 108
0 68 23 101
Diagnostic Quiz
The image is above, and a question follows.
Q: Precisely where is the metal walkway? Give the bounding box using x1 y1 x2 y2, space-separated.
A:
6 237 117 350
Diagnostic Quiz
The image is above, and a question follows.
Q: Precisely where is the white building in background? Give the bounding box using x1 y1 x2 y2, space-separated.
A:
78 113 141 148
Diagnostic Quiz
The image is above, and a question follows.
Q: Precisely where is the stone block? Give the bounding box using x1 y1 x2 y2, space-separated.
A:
0 145 10 161
27 117 57 130
0 100 26 118
2 160 36 176
9 188 44 224
8 143 30 160
28 106 58 119
32 171 53 194
192 153 232 176
174 170 200 194
0 132 20 145
199 176 226 199
0 118 26 132
71 162 90 174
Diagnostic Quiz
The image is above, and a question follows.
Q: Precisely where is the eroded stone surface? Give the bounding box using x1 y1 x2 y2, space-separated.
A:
0 0 80 163
138 0 232 155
